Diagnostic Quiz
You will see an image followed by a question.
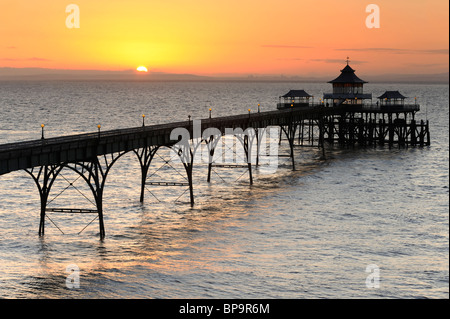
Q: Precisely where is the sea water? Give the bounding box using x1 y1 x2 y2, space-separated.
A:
0 81 447 298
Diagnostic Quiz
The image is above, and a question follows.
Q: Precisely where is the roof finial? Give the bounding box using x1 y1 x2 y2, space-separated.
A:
346 56 350 65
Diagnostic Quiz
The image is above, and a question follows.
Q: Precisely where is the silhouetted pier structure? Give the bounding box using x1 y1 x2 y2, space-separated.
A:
0 62 430 239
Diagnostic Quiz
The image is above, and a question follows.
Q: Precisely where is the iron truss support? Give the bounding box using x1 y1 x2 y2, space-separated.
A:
24 165 64 236
236 132 254 185
254 127 266 167
134 143 196 207
63 151 128 239
170 140 197 207
206 130 255 185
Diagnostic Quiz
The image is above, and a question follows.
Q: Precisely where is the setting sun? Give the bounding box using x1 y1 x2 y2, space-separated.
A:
137 66 148 72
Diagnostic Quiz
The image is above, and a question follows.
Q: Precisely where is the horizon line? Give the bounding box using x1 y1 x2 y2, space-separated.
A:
0 67 448 84
0 66 449 76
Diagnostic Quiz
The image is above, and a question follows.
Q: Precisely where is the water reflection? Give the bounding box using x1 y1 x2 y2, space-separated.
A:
0 82 447 298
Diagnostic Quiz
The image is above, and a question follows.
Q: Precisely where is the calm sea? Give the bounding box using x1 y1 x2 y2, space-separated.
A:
0 81 448 299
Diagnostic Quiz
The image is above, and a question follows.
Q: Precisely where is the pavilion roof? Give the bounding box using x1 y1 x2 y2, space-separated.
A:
328 64 368 84
281 90 312 98
378 91 407 99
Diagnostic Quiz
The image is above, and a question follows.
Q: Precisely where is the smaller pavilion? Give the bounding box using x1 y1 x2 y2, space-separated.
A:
377 90 408 108
277 90 313 109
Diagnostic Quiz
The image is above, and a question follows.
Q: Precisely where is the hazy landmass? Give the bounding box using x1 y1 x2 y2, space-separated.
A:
0 67 448 84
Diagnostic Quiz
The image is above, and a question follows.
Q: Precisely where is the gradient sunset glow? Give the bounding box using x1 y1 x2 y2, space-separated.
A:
0 0 448 77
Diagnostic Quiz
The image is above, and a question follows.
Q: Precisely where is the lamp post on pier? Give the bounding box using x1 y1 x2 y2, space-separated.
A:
41 124 45 140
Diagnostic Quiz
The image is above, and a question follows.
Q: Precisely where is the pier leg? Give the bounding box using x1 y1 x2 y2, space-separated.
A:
410 119 416 146
369 119 375 146
255 128 260 167
278 127 283 145
419 120 425 146
378 119 385 145
25 165 64 236
300 120 305 146
92 158 105 239
39 197 46 235
65 158 107 239
338 117 345 145
281 124 297 171
172 141 197 207
206 135 217 183
141 143 198 207
253 127 266 167
290 136 296 171
134 146 159 202
388 116 395 148
329 116 335 144
358 118 364 146
318 118 326 159
349 115 355 145
65 151 127 239
308 119 312 144
207 159 213 183
234 131 255 185
244 135 253 185
184 162 195 207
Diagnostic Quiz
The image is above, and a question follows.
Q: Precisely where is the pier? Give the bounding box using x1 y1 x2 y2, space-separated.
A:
0 63 431 239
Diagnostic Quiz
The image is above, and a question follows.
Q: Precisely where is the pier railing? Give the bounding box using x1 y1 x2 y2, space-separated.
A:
276 103 420 112
349 104 420 113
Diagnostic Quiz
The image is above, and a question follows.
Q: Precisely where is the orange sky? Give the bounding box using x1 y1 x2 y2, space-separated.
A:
0 0 448 76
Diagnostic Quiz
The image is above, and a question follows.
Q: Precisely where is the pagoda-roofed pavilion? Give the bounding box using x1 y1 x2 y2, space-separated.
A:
277 89 313 109
323 58 372 106
378 90 407 107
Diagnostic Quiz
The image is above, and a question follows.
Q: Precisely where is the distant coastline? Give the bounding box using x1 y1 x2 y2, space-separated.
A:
0 67 448 84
